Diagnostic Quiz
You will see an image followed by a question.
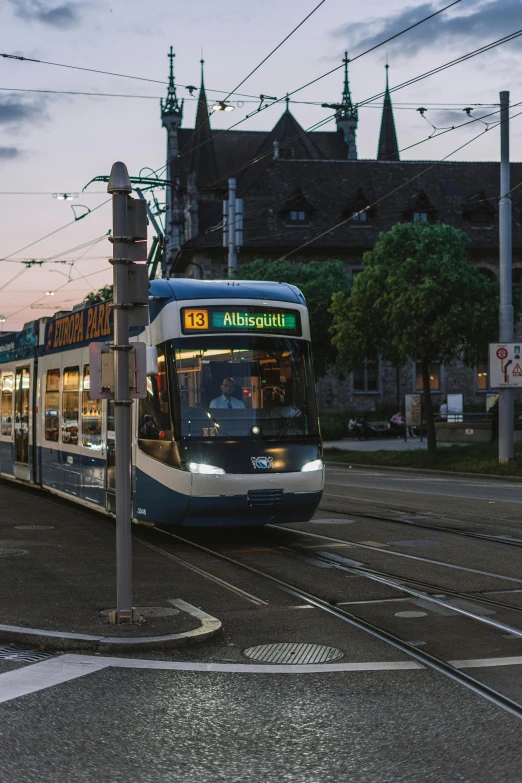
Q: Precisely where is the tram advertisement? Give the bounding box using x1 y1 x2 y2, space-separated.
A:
44 300 113 354
0 324 37 364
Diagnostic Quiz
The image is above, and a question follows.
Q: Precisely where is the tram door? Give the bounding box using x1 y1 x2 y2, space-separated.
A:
14 366 30 481
106 400 116 512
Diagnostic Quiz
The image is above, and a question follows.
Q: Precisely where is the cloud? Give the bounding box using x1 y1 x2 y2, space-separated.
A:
333 0 522 58
10 0 82 28
0 95 48 126
431 109 493 127
0 147 21 159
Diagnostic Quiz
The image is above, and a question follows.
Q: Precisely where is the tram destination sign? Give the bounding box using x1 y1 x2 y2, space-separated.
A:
181 306 301 335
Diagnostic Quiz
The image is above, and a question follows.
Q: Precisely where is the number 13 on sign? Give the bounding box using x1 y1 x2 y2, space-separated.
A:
184 309 209 330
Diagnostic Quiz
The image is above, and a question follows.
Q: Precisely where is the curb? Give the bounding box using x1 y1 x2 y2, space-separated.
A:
324 459 522 483
0 599 223 653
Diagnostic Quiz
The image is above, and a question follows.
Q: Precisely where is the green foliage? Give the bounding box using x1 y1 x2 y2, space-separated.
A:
330 221 501 454
318 412 352 440
331 221 499 370
324 442 522 477
84 285 113 304
234 259 351 376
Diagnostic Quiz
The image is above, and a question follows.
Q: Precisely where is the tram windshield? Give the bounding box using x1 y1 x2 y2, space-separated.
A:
173 336 318 438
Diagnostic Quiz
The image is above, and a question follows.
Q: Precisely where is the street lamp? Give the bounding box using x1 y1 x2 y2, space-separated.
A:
211 101 235 112
45 291 55 296
52 193 78 201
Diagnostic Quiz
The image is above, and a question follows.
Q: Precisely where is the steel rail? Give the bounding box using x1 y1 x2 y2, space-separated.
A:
148 525 522 721
319 504 522 549
272 538 522 615
275 545 522 637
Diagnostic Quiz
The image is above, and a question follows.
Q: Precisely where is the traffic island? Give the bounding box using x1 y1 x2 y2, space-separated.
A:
0 480 223 653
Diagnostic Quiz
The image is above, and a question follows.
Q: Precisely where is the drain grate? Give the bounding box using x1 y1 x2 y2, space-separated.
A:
0 549 28 557
15 525 54 531
0 645 55 663
243 642 343 664
388 539 443 548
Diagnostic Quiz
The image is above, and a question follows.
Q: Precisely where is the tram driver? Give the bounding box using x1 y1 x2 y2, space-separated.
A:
209 377 245 409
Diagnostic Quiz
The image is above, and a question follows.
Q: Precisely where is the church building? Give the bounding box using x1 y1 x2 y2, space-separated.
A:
160 49 522 414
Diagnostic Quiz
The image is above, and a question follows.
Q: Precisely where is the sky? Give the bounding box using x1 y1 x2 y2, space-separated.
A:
0 0 521 330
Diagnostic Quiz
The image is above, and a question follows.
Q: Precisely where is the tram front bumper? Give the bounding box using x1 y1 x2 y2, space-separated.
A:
184 469 324 527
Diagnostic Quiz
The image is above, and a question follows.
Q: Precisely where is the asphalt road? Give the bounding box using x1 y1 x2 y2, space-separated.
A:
3 466 522 782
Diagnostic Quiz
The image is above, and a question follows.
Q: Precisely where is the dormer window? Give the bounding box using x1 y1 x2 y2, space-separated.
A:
281 188 314 225
404 190 436 224
344 188 373 226
463 191 494 229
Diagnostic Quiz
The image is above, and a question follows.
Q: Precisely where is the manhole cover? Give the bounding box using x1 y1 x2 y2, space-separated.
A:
243 642 343 664
101 606 179 619
0 645 55 663
395 611 428 618
0 549 27 557
388 539 443 548
15 526 54 530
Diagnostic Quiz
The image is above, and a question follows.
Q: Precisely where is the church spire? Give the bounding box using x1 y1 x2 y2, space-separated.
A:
340 52 357 121
161 46 183 118
336 52 358 160
377 63 399 161
190 58 218 185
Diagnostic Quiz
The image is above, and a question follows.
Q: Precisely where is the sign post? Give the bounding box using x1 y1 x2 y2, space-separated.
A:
498 90 514 462
106 162 148 624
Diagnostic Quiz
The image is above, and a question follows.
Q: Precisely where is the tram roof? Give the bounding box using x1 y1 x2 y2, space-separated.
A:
149 278 306 306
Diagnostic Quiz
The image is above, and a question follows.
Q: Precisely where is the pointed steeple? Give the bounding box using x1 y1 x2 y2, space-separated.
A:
161 46 183 119
190 59 219 186
340 52 357 122
336 52 358 160
377 64 399 161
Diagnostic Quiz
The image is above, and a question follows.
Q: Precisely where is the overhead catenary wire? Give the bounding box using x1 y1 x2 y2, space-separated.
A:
276 107 522 263
149 0 463 181
221 0 328 103
0 198 111 263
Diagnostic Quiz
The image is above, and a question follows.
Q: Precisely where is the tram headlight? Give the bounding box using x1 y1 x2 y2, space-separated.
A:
251 425 261 435
188 462 226 475
301 459 323 472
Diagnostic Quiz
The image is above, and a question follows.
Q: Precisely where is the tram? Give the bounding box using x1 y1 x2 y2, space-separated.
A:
0 279 324 526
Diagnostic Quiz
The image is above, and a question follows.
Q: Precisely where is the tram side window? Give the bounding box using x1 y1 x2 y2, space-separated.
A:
45 369 60 442
1 374 13 436
62 366 79 445
138 348 171 441
81 365 102 449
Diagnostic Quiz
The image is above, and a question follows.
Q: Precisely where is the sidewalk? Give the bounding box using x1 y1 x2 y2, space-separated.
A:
323 438 463 452
0 480 222 652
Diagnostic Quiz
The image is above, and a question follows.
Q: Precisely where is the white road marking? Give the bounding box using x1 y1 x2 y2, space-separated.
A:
4 652 522 705
0 657 106 705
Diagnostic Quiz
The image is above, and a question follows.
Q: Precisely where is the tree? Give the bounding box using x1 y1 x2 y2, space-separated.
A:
331 221 500 457
84 285 113 304
234 259 351 376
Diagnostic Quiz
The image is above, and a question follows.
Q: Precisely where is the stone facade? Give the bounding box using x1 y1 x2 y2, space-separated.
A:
160 50 522 413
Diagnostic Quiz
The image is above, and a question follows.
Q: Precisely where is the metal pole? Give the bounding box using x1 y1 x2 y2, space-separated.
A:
499 91 514 463
107 162 133 622
228 178 237 277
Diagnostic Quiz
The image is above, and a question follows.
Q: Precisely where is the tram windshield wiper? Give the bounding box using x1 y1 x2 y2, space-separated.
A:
274 408 305 438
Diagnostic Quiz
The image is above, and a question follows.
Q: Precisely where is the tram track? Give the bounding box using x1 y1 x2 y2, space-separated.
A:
143 523 522 721
319 498 522 549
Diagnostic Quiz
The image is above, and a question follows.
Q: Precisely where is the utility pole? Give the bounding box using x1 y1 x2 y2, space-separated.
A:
228 178 237 277
498 91 514 463
107 162 148 623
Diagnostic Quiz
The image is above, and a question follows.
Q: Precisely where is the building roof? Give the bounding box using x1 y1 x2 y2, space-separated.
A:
181 158 522 254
